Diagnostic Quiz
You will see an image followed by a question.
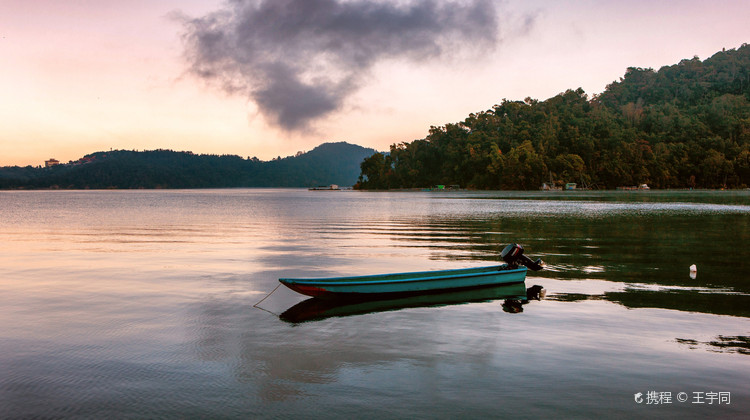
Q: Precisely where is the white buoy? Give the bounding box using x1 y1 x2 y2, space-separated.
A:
690 264 697 273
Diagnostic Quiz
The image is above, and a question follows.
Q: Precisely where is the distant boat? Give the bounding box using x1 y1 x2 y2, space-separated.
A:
279 243 544 298
309 184 340 191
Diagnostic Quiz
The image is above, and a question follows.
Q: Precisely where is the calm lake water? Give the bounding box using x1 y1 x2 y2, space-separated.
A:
1 189 748 418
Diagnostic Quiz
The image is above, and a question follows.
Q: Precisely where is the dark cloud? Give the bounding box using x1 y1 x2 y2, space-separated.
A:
178 0 501 131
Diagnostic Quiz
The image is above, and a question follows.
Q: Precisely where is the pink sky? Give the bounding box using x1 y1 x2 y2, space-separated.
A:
1 0 748 166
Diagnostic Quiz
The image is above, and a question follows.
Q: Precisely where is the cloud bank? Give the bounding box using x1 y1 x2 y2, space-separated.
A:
178 0 500 131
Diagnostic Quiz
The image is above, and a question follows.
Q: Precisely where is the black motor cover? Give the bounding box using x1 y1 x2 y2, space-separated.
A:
501 243 544 271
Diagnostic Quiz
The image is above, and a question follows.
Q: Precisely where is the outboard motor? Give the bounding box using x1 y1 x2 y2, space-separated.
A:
501 243 544 271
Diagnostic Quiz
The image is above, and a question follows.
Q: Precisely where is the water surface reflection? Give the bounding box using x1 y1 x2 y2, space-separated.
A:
371 201 750 319
1 190 748 418
278 283 537 323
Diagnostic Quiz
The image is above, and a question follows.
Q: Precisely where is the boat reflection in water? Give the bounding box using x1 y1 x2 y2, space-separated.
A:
279 283 546 323
502 284 546 313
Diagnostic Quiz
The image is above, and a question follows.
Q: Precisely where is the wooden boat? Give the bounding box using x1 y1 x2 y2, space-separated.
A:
279 243 544 298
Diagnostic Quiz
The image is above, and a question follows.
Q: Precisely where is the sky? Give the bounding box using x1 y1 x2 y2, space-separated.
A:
1 0 748 166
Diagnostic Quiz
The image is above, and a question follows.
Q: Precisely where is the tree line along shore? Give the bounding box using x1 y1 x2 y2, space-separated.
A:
356 44 750 190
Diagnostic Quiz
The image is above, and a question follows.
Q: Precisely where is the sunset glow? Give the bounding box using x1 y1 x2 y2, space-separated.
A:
1 0 748 166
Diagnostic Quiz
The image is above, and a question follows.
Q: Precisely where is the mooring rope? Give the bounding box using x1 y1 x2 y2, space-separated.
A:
253 283 281 308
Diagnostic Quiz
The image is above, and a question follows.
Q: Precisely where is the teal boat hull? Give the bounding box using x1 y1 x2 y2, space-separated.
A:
279 265 528 298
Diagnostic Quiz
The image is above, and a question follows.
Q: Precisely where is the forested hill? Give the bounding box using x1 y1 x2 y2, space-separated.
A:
0 142 377 189
357 44 750 190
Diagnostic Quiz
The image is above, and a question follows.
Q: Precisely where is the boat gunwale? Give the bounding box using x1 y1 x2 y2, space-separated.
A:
279 265 526 287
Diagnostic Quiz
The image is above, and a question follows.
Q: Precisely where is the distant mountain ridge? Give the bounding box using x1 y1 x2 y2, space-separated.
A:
0 142 378 189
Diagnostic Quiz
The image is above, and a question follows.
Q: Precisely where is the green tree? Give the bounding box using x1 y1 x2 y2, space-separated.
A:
501 141 547 190
357 152 393 189
551 153 587 186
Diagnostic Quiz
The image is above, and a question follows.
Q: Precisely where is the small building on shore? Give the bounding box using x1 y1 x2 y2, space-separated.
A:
45 158 60 168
